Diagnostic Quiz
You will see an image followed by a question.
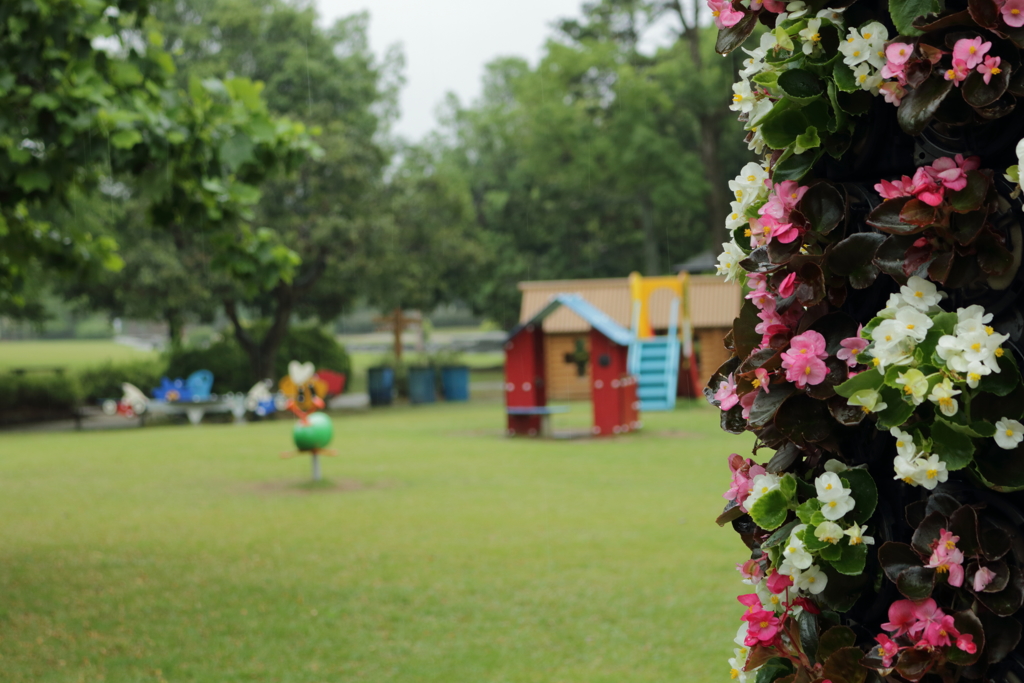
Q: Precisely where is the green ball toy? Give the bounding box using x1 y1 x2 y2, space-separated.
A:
292 411 333 451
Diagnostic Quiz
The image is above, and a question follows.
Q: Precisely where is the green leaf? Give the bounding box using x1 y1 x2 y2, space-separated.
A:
978 353 1020 397
716 11 758 54
830 542 868 575
796 498 822 524
779 473 797 501
220 134 256 172
897 74 953 135
819 543 842 561
803 524 831 552
841 468 878 524
763 519 801 549
778 69 824 102
760 107 811 150
110 129 143 149
889 0 943 36
835 368 884 398
794 126 821 152
749 489 790 531
832 61 859 93
15 168 51 192
817 625 856 663
948 171 991 213
772 151 819 183
30 92 60 110
876 386 916 430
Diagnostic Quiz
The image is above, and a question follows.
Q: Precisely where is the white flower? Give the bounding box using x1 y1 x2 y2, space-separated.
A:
845 523 875 546
916 454 949 489
956 305 994 335
839 27 871 66
747 97 774 130
747 126 767 155
815 521 844 544
878 293 904 319
755 580 785 612
820 493 856 521
1017 137 1024 173
853 63 882 92
782 1 809 19
893 306 932 343
794 563 828 594
928 378 960 417
868 343 913 374
730 162 768 197
816 7 846 24
890 427 917 458
729 648 751 682
872 319 909 349
717 241 747 283
861 22 889 68
895 369 929 406
895 453 948 489
783 528 814 570
726 205 748 233
995 418 1024 450
799 18 823 55
937 335 968 373
730 79 756 114
734 622 749 648
848 389 887 414
900 276 942 311
815 472 851 502
746 473 781 510
965 361 992 389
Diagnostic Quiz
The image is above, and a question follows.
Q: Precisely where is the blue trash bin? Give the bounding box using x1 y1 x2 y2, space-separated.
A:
441 366 470 401
407 367 436 404
368 366 395 407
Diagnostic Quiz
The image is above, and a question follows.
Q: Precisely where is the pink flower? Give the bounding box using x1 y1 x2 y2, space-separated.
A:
928 155 976 192
879 81 906 107
921 614 960 649
875 176 915 199
769 180 808 218
754 368 771 394
746 285 775 310
875 634 901 668
979 55 1003 85
952 37 991 70
708 0 744 28
761 0 786 11
837 334 869 368
738 593 761 611
909 598 943 636
957 633 978 654
765 569 793 595
782 353 828 388
743 608 781 646
788 330 827 359
715 373 739 411
926 528 965 587
751 215 799 245
882 599 922 637
974 566 998 592
1002 0 1024 28
737 558 764 584
882 61 908 86
943 58 970 86
778 273 797 298
911 166 944 206
740 390 757 420
886 42 915 67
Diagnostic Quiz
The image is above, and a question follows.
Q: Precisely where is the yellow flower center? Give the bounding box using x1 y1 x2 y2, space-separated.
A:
915 291 924 298
906 324 915 330
744 229 752 237
970 373 981 381
939 397 953 408
804 366 811 375
810 33 820 42
747 175 756 182
996 347 1005 357
825 483 833 490
828 501 837 508
896 440 905 448
947 69 956 79
853 50 861 57
731 669 739 680
971 343 982 352
970 46 977 54
1006 429 1015 437
752 379 761 389
864 32 872 39
986 326 995 335
927 469 938 479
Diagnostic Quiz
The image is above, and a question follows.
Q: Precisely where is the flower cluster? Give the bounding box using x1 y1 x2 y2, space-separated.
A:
838 21 889 95
875 155 979 208
936 303 1010 388
723 454 766 513
874 598 976 668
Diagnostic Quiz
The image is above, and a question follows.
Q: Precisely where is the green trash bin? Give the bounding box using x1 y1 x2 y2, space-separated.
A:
408 367 436 404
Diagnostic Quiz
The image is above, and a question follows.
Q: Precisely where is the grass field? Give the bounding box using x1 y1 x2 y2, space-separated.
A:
0 400 752 682
0 340 159 371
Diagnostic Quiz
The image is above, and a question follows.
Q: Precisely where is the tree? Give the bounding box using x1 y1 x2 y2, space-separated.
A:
151 0 395 380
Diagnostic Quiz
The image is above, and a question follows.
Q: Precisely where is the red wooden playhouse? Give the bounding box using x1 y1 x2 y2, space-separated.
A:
504 294 640 437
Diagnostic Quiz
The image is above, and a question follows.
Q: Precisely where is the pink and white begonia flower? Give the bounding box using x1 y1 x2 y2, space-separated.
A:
881 598 920 637
944 58 971 86
921 614 960 649
1002 0 1024 28
925 528 965 587
973 566 998 592
707 0 744 28
725 454 766 511
753 368 771 394
927 154 979 192
765 569 793 595
739 390 757 420
979 55 1003 84
886 42 915 66
737 558 764 584
875 175 916 199
715 373 739 411
910 166 945 206
952 37 991 70
957 633 978 654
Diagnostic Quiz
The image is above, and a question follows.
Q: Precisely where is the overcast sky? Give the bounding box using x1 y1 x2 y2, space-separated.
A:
315 0 586 140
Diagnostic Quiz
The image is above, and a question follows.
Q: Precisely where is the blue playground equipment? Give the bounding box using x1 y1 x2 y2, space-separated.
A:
626 273 693 412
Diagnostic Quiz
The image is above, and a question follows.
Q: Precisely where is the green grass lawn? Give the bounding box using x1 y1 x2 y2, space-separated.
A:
0 340 158 371
0 401 752 682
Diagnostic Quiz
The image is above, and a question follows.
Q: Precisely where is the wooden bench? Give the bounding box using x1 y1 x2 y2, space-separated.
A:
506 405 570 436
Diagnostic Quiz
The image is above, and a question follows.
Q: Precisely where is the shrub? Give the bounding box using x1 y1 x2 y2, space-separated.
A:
0 371 82 414
166 324 352 394
77 359 168 403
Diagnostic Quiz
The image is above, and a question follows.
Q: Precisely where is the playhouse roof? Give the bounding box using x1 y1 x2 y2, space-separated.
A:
517 276 741 334
509 293 635 346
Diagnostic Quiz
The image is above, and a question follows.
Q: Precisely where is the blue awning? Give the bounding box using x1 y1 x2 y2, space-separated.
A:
507 294 635 347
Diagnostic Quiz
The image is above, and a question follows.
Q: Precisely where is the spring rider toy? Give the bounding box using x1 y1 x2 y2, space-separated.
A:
280 361 334 481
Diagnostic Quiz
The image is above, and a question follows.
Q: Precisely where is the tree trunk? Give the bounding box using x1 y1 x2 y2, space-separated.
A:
639 193 660 275
698 113 729 249
167 310 184 349
224 285 295 383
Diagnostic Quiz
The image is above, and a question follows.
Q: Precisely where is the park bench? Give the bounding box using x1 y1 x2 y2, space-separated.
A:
506 405 569 437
